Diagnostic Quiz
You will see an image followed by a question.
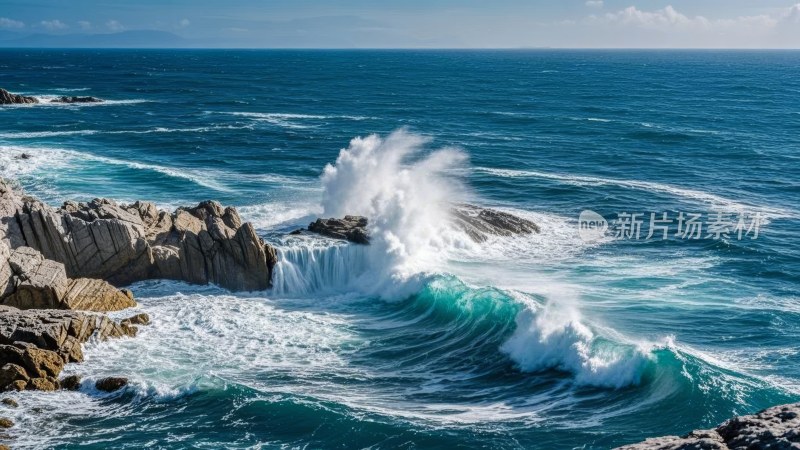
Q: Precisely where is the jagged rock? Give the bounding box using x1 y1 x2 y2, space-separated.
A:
308 216 369 244
616 402 800 450
0 364 28 389
27 377 58 391
450 204 540 243
0 88 38 105
50 96 102 103
121 312 150 327
2 247 135 311
0 180 276 292
59 374 81 391
95 377 127 392
0 417 11 428
308 206 539 245
0 306 137 391
0 398 17 408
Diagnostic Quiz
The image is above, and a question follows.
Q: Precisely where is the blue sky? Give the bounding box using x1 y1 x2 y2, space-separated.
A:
1 0 799 48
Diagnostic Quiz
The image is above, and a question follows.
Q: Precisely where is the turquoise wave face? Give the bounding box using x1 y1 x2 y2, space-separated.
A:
0 49 798 449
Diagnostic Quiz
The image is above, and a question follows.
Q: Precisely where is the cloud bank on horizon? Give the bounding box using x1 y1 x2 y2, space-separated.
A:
0 0 799 48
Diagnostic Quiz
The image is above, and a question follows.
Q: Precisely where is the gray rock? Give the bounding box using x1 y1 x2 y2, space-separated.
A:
0 88 38 105
308 216 369 244
0 179 276 292
307 205 539 245
49 96 102 103
616 402 800 450
450 204 540 243
0 306 137 391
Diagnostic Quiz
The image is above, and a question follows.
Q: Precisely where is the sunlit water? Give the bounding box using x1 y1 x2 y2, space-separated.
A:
0 49 799 449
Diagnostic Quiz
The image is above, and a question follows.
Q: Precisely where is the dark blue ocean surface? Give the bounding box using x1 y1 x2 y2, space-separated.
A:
0 49 799 449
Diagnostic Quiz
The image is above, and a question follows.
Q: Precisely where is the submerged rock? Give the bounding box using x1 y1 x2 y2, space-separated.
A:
0 88 37 105
95 377 127 392
0 398 16 408
0 418 11 428
616 402 800 450
50 96 102 104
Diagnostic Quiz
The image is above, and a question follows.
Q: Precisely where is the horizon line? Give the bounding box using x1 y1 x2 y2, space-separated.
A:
1 47 800 51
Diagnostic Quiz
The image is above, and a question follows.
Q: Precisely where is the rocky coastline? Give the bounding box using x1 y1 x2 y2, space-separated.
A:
0 177 279 445
0 88 103 105
2 175 797 449
616 402 800 449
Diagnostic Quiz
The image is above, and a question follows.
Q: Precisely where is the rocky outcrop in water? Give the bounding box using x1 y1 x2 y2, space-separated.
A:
616 402 800 450
307 205 539 244
451 204 540 242
308 216 369 244
0 177 274 393
50 96 102 104
0 88 38 105
0 306 141 391
1 179 276 292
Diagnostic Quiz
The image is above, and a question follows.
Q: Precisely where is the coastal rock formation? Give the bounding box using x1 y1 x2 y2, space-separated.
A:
308 216 369 244
1 179 276 292
616 402 800 450
451 204 540 243
0 88 38 105
3 246 135 312
0 306 141 391
306 205 539 244
50 96 102 104
95 376 128 392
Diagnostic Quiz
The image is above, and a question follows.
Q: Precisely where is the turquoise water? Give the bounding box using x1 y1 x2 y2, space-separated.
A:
0 49 799 449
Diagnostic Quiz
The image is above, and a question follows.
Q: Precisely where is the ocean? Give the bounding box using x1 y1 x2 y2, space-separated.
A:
0 49 798 449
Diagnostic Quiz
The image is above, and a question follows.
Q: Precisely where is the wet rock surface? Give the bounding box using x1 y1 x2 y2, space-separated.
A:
95 376 128 392
308 216 369 244
0 88 37 105
307 205 539 245
616 402 800 450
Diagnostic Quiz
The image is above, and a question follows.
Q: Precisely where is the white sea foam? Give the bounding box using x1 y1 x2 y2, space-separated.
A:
220 111 373 129
316 129 476 298
0 145 232 193
0 124 253 139
0 95 150 108
500 286 658 388
476 167 796 219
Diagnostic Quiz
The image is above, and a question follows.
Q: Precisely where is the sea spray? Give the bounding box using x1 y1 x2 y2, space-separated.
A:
501 292 654 388
317 129 475 297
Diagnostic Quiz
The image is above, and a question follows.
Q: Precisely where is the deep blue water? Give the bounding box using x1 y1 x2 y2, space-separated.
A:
0 49 799 449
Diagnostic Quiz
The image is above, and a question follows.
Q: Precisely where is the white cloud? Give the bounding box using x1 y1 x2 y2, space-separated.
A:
585 1 604 8
106 20 124 32
179 18 190 28
40 19 67 31
0 17 24 29
572 3 800 47
78 20 92 30
587 4 800 31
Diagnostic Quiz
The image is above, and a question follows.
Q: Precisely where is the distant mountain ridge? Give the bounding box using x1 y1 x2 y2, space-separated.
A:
0 30 186 48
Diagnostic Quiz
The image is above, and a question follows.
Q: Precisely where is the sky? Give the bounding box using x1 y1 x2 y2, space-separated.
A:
1 0 799 48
